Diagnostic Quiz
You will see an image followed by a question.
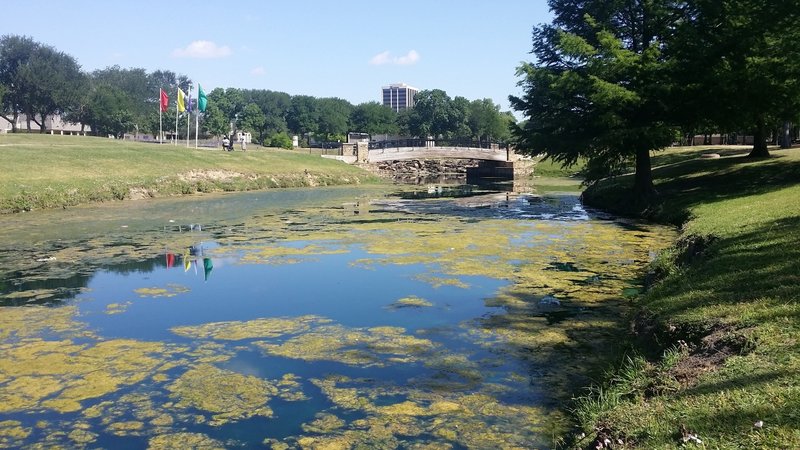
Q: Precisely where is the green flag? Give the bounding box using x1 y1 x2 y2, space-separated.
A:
198 85 207 112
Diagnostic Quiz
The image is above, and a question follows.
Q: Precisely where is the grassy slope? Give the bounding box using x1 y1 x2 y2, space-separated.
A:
575 146 800 448
0 134 377 213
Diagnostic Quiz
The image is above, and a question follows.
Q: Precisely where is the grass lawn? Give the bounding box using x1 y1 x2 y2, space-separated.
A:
0 134 378 213
574 145 800 448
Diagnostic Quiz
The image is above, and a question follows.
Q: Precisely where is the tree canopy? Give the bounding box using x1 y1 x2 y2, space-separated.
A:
511 0 800 200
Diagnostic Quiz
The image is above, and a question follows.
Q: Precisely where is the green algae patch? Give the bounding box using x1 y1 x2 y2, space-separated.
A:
170 315 331 340
68 427 98 445
0 338 176 413
134 284 190 298
304 376 554 449
238 243 348 265
167 364 277 425
106 420 145 436
387 296 434 309
0 305 92 340
301 413 347 434
148 432 226 450
0 420 31 448
105 301 132 315
414 274 470 289
256 324 436 367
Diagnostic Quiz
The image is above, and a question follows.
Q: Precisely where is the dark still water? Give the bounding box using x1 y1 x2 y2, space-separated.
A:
0 185 674 449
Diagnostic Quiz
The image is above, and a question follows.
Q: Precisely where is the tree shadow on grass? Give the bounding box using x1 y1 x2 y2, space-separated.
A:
585 151 800 224
650 146 751 168
645 216 800 320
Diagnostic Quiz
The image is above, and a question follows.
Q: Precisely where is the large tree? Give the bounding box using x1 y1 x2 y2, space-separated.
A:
316 97 353 140
0 35 40 131
350 102 399 136
246 89 291 136
287 95 319 136
86 84 134 138
239 103 266 143
17 46 84 132
201 102 229 137
511 1 680 200
409 89 457 139
467 98 512 142
672 0 800 157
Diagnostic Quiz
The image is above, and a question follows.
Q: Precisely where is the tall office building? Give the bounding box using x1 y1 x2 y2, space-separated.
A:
382 83 418 112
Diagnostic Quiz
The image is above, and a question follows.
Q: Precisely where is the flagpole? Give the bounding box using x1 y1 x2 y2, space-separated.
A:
195 85 199 149
159 103 163 144
174 89 179 146
186 93 191 148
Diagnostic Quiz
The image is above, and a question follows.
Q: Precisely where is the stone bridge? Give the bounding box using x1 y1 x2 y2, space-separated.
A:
326 139 517 164
322 139 534 180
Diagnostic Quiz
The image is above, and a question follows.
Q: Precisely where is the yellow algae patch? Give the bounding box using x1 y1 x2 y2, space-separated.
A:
387 296 434 309
105 420 145 436
263 439 292 450
417 353 484 390
167 364 276 425
148 432 225 450
302 376 553 449
183 341 234 363
171 315 330 340
256 324 435 367
277 373 309 401
296 431 400 450
414 274 470 289
0 420 31 448
240 243 347 265
310 377 373 411
105 301 132 315
302 413 346 434
134 284 190 298
0 305 90 340
1 288 67 303
68 427 98 445
0 338 175 413
377 400 428 416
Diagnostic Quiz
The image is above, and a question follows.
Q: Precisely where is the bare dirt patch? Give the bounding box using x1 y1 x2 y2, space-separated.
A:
177 170 251 183
128 188 152 201
669 326 754 386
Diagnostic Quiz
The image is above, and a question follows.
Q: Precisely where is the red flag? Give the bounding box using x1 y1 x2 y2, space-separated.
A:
160 89 169 112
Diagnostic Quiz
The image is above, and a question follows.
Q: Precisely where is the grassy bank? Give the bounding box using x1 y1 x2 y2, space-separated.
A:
0 134 377 213
574 146 800 448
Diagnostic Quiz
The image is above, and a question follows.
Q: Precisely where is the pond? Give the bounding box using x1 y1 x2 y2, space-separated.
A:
0 184 674 449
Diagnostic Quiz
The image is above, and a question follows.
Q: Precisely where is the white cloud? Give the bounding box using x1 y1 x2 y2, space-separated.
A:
369 50 420 66
250 66 266 76
172 40 232 59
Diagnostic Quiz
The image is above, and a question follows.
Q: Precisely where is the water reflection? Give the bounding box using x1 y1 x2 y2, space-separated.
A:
0 185 675 448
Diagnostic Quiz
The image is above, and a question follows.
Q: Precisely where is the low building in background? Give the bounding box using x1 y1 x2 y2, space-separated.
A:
0 114 90 135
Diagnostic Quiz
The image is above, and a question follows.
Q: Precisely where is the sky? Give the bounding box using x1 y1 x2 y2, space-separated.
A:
2 1 552 113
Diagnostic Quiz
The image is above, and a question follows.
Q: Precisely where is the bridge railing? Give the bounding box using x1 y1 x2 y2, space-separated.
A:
368 139 508 151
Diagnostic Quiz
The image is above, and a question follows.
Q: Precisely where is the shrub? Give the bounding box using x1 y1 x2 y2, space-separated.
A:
269 132 293 149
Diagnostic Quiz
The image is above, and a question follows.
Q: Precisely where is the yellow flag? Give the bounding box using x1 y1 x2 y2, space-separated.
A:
177 88 186 113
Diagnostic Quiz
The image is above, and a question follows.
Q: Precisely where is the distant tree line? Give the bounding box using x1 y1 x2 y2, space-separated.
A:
0 35 515 147
511 0 800 200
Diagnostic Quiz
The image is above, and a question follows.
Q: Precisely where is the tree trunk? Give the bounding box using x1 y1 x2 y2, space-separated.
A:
780 121 792 149
31 113 45 133
748 123 770 157
633 147 656 201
